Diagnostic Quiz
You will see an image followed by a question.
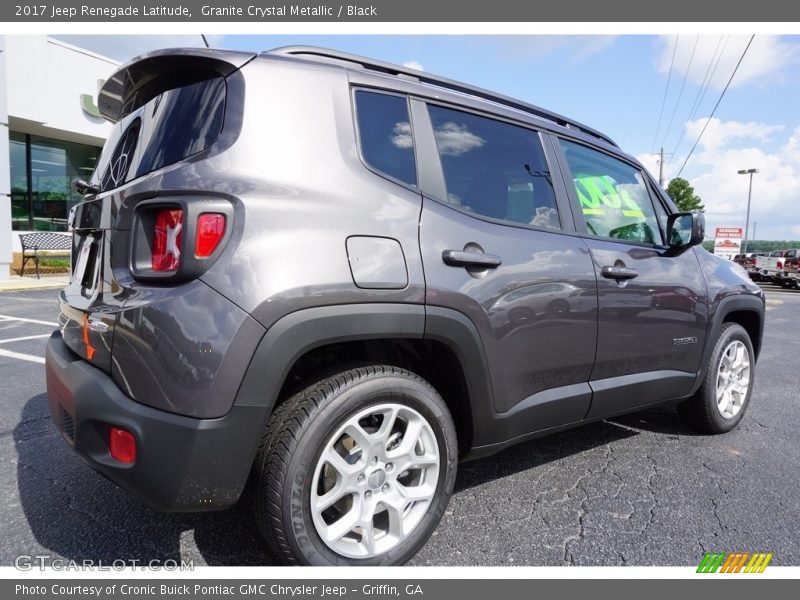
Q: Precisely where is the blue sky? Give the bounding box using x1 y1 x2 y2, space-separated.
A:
56 34 800 241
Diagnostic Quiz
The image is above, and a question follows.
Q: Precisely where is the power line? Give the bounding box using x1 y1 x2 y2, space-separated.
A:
660 35 699 149
675 34 756 179
671 35 726 156
651 36 679 152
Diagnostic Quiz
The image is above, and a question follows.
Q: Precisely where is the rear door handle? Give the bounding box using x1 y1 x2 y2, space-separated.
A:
601 265 639 280
442 249 502 269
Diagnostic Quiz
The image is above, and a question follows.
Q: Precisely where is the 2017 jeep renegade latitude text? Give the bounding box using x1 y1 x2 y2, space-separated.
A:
45 46 765 566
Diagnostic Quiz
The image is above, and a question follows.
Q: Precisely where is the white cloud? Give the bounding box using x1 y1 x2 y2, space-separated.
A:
433 122 486 156
655 35 800 91
637 152 670 184
403 60 424 71
391 122 413 149
643 119 800 240
683 117 784 151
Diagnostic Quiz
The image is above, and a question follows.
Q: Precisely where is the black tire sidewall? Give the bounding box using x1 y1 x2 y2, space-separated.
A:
280 371 457 566
704 324 755 432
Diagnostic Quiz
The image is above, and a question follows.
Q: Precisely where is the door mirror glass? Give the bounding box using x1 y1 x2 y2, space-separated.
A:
667 212 705 248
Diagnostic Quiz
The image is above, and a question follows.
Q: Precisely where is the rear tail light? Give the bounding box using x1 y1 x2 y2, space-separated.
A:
195 213 226 258
152 209 183 272
109 427 136 464
131 199 232 281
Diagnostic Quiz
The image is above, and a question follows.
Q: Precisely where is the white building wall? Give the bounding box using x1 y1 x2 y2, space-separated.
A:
5 36 116 144
0 36 11 280
0 36 118 280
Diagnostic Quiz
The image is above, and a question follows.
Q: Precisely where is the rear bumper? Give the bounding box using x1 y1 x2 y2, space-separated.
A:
45 331 268 511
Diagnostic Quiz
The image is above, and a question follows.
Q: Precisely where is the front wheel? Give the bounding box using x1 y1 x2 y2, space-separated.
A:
678 323 755 433
252 365 457 565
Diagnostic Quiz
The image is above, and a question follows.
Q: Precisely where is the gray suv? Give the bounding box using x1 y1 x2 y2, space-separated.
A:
45 46 765 566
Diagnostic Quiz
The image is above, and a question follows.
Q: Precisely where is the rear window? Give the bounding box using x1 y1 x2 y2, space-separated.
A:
428 104 559 229
93 77 226 191
354 90 417 187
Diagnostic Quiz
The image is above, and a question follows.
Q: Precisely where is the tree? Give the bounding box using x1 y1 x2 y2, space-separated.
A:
666 177 705 212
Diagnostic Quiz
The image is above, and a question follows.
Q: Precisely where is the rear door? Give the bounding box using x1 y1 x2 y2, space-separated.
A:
553 137 708 418
414 101 598 430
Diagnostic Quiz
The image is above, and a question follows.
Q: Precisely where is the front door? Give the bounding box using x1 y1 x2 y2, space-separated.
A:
555 138 708 418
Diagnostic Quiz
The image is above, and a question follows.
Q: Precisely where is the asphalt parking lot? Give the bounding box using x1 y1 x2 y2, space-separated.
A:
0 284 798 567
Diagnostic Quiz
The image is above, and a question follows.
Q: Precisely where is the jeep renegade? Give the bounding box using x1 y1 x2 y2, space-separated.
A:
46 46 765 565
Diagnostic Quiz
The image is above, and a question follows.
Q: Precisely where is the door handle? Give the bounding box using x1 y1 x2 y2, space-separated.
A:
442 249 502 269
601 265 639 280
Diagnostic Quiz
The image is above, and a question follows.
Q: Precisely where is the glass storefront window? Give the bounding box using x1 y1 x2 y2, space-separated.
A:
9 132 28 231
9 132 101 231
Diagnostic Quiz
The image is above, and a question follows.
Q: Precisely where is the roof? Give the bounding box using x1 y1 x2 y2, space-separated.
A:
264 45 618 148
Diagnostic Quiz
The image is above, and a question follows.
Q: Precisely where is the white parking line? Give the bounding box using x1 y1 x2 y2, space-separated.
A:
0 314 59 327
0 348 45 364
0 334 52 344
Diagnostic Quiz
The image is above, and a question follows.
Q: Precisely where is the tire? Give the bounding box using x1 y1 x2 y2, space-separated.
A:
252 365 458 565
678 323 755 433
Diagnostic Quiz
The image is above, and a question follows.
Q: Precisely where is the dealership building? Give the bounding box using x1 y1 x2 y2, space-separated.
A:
0 35 118 280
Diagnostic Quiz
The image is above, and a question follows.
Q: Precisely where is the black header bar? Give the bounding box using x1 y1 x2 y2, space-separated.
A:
3 0 799 22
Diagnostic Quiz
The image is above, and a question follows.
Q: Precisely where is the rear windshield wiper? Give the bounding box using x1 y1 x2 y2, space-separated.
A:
72 178 101 195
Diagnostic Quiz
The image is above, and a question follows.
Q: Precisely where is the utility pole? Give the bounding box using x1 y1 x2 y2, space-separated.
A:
737 169 758 255
659 147 665 187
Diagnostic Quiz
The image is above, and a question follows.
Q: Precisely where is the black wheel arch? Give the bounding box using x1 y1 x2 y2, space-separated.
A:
229 303 495 495
691 293 765 395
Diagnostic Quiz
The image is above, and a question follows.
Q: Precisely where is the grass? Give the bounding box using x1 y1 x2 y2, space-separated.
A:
37 258 70 268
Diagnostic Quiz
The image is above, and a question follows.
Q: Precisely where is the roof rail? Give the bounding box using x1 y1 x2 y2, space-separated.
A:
265 45 618 148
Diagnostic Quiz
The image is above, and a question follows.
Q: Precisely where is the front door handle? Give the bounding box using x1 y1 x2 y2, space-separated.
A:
442 249 502 269
601 265 639 280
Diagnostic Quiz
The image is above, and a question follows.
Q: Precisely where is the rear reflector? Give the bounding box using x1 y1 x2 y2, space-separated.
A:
195 213 226 258
109 427 136 464
152 209 183 272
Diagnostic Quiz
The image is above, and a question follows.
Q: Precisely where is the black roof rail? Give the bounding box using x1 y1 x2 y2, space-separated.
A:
265 45 618 148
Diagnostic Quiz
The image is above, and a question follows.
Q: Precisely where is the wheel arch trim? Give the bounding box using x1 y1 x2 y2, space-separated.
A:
692 293 764 393
231 303 497 459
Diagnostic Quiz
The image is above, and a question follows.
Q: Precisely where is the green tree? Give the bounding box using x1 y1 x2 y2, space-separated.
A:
666 177 705 212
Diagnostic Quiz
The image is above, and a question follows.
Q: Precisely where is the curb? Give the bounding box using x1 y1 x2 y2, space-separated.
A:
0 281 67 293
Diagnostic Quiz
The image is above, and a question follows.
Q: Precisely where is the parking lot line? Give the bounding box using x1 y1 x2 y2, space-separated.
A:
0 348 45 364
0 334 52 344
0 314 58 327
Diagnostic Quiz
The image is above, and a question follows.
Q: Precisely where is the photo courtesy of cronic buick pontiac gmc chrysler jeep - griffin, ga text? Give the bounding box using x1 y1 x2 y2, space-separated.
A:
45 46 765 565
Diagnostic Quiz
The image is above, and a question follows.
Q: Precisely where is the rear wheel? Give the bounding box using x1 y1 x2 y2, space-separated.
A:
252 365 457 565
678 323 755 433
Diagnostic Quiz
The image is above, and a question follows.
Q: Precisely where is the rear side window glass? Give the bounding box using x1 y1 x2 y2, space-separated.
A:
559 139 663 245
427 105 559 229
93 77 226 191
355 91 416 187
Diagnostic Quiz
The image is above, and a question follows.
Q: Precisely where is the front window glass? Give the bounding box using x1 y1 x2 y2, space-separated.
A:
559 139 662 244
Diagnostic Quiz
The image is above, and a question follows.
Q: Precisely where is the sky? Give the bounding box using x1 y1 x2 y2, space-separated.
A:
55 34 800 241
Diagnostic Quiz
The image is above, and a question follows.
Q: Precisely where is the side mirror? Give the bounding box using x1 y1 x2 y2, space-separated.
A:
667 211 705 249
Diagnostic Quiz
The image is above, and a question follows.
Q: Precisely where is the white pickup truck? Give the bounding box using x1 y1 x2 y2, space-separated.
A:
754 253 786 279
751 250 800 288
